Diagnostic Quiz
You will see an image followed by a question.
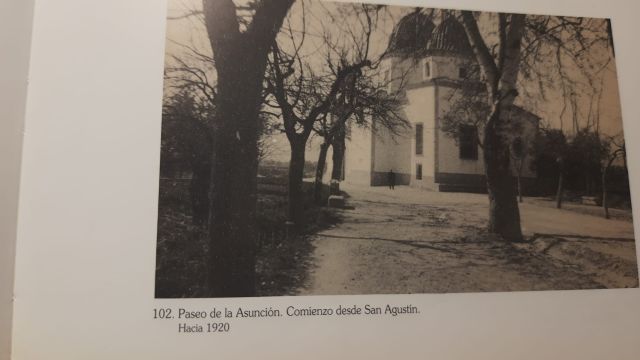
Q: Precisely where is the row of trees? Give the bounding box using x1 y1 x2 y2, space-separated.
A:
535 127 627 218
456 11 616 242
163 0 619 296
391 9 616 241
164 0 411 296
264 4 408 225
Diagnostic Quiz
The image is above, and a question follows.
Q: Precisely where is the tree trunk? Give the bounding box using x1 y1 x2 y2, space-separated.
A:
206 51 262 296
556 171 564 209
202 0 293 298
602 167 610 219
204 31 263 299
516 156 526 203
461 12 526 242
330 129 346 195
585 174 591 195
314 141 330 205
602 159 615 219
288 138 306 226
207 92 259 297
484 109 523 242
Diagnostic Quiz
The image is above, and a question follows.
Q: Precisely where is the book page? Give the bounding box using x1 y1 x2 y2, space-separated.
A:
0 1 35 359
11 0 640 359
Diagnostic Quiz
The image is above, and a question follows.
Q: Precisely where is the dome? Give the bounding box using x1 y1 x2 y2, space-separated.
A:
386 11 435 56
426 17 473 56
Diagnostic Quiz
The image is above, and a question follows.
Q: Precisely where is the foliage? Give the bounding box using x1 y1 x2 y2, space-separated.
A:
155 165 339 298
564 129 606 192
533 127 629 200
533 128 567 167
160 91 213 179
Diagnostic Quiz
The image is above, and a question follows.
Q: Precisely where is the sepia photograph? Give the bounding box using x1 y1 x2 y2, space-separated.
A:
155 0 637 298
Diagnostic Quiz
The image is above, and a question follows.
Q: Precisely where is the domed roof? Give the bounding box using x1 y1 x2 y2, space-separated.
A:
426 17 472 56
386 11 435 56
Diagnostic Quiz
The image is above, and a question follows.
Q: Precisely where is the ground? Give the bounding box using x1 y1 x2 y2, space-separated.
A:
296 184 638 295
155 165 336 298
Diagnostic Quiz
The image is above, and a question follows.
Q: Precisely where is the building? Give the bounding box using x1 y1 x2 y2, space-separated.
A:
343 12 539 193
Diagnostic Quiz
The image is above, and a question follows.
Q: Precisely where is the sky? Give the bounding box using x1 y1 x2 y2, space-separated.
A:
163 0 625 162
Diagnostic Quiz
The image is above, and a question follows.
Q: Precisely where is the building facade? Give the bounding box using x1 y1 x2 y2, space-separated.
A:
344 13 539 193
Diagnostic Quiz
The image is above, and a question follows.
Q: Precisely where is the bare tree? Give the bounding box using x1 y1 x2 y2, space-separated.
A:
264 3 406 224
202 0 294 297
312 68 408 201
453 11 612 241
164 34 285 223
162 34 218 226
454 12 528 241
266 42 373 225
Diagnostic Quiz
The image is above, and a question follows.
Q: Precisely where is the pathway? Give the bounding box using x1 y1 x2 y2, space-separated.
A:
297 184 638 295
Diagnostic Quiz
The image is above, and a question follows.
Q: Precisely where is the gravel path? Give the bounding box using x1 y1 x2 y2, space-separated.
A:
297 184 638 295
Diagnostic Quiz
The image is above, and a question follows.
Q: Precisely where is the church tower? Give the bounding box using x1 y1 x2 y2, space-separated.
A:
372 12 482 189
344 11 539 191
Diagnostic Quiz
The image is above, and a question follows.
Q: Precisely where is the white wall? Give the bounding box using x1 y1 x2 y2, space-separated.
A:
405 85 437 184
431 54 476 80
372 118 412 176
0 1 35 359
385 52 486 185
344 124 373 185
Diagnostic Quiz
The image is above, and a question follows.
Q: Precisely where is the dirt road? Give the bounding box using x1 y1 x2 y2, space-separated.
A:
297 184 638 295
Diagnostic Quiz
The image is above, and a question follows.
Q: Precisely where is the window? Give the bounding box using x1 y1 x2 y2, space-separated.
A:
459 67 468 79
415 123 424 155
459 125 478 160
416 163 423 180
423 60 431 79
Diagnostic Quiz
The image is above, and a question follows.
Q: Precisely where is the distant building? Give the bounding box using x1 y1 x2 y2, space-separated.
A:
344 12 539 193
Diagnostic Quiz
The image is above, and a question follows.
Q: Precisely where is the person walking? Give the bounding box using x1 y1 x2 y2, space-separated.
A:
387 169 396 190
